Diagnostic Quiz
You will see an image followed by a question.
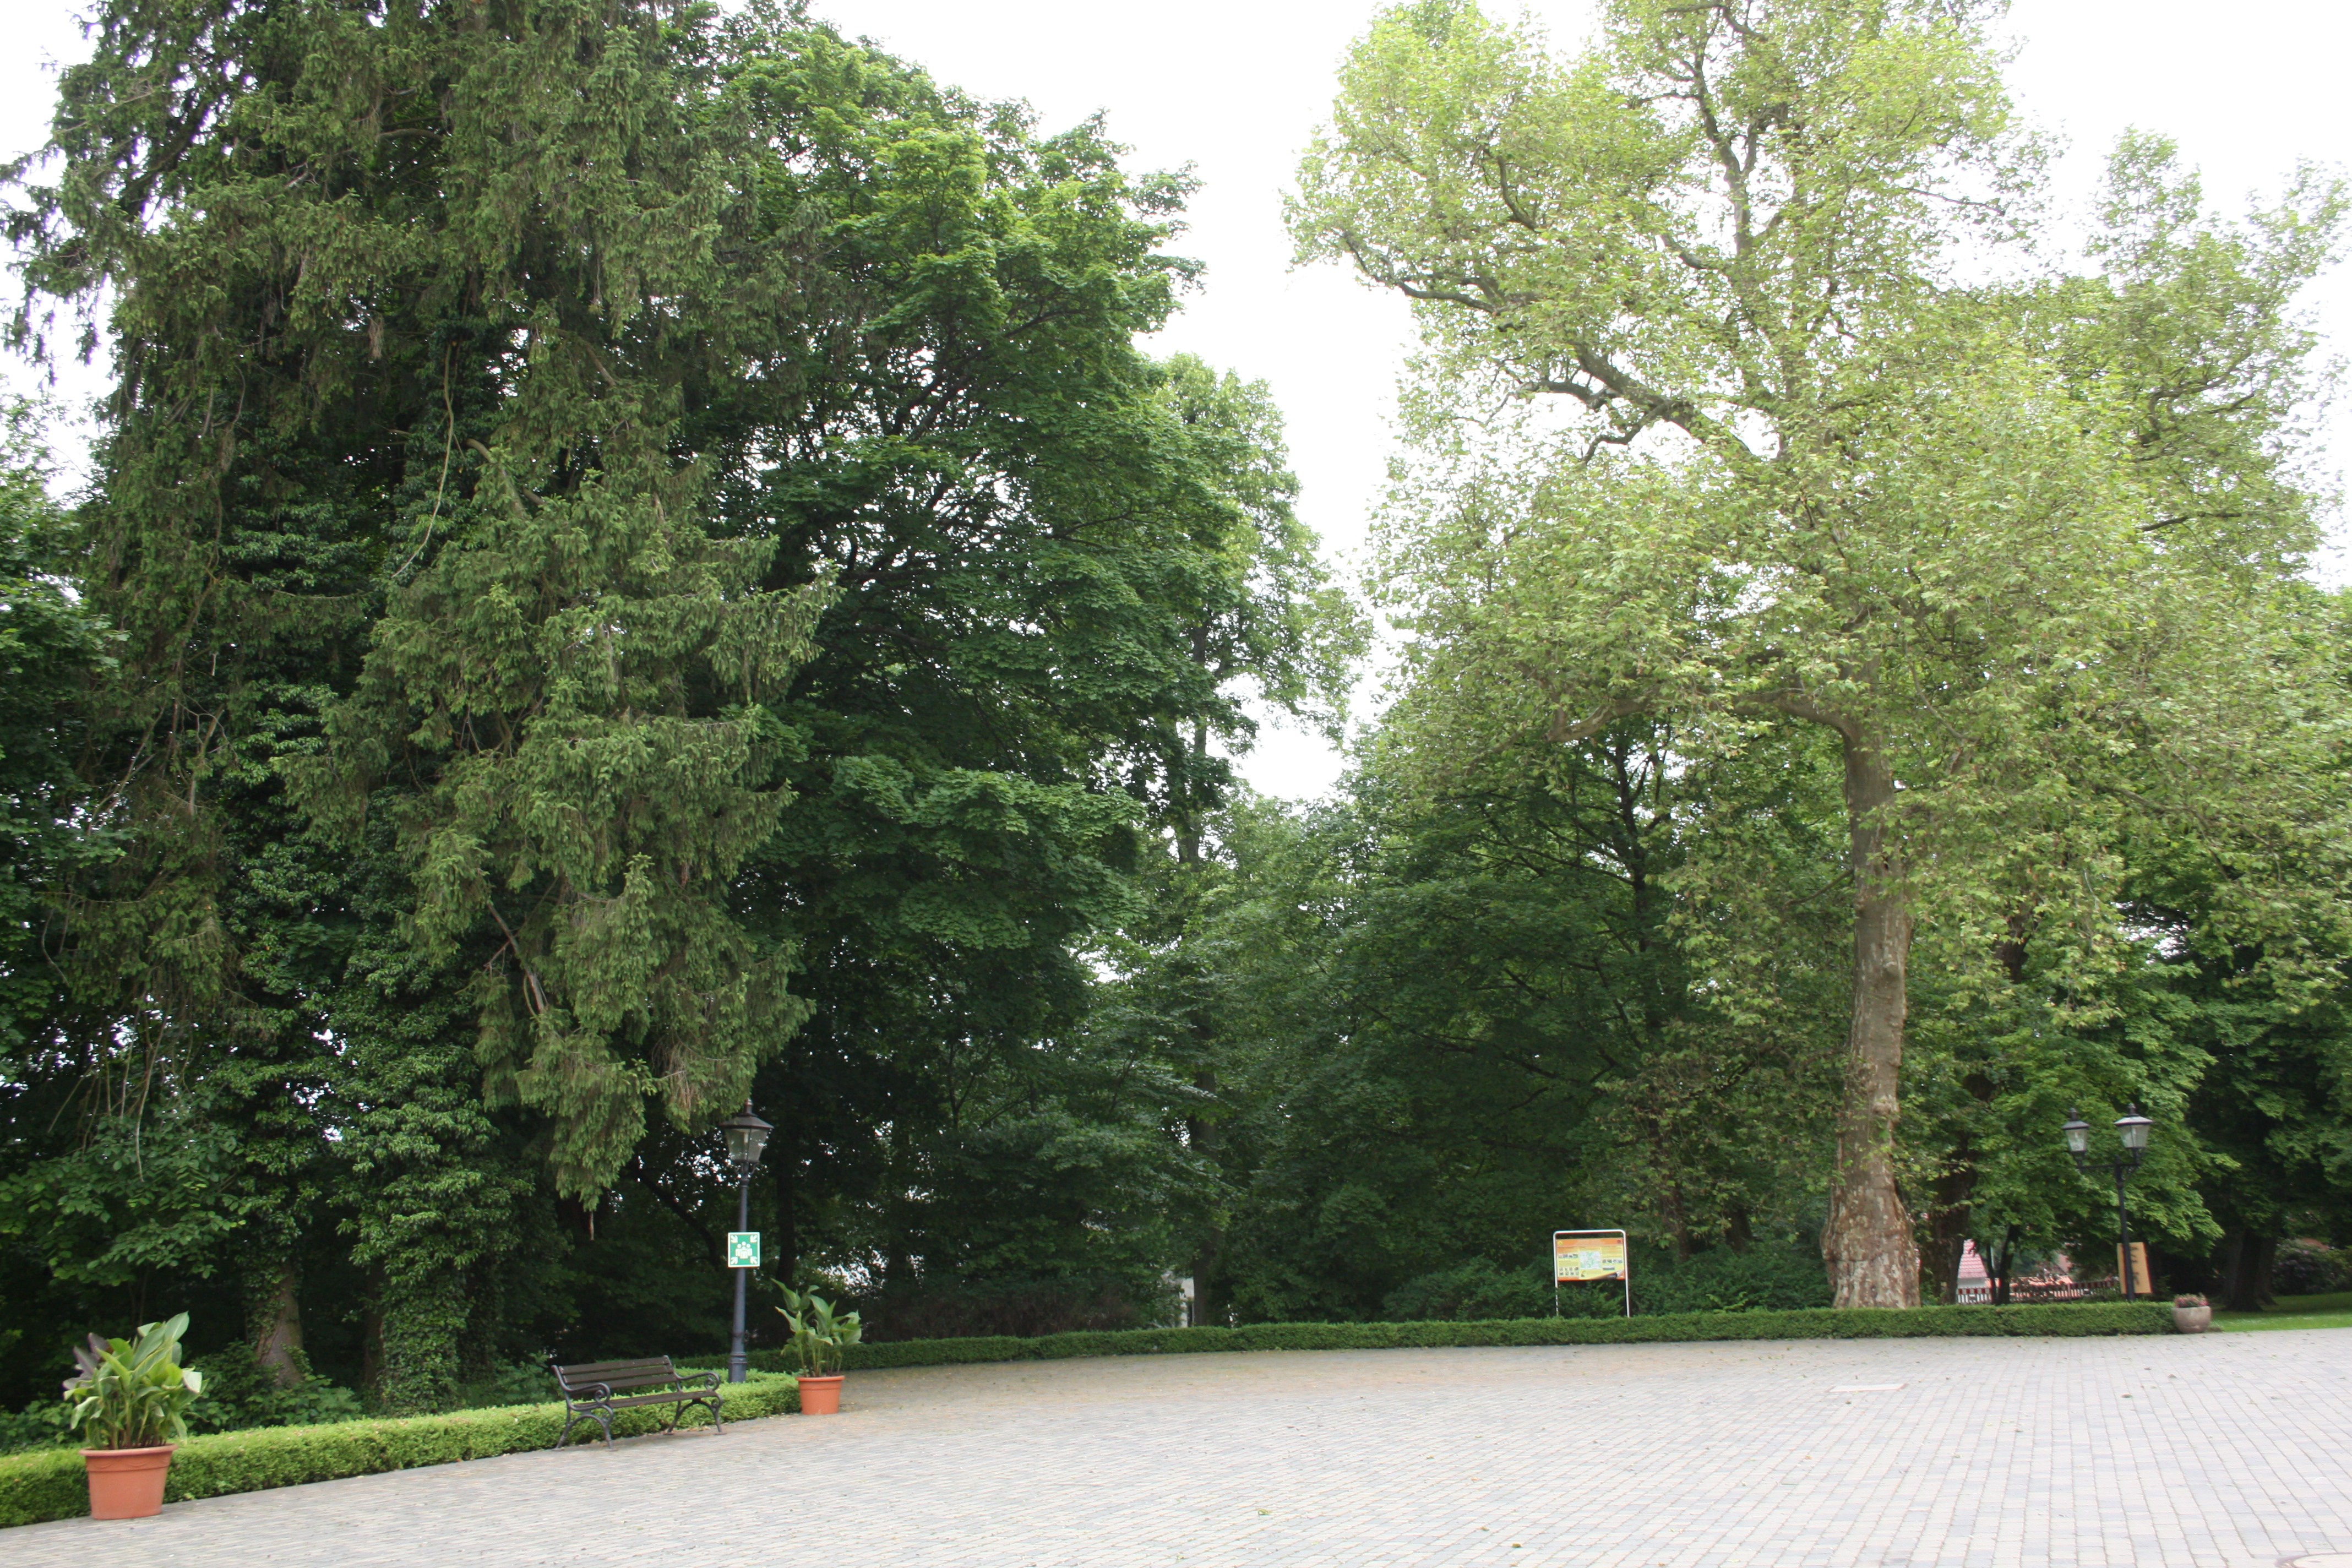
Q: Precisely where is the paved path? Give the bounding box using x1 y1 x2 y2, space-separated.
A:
14 1329 2352 1566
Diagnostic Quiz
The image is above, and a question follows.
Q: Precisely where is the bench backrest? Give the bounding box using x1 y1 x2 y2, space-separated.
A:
554 1356 684 1395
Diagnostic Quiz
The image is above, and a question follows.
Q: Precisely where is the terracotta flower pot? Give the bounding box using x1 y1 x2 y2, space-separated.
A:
2173 1304 2213 1334
82 1445 175 1520
797 1374 845 1415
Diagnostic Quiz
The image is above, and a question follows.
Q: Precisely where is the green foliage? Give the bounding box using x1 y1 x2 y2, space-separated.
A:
0 402 114 1056
1632 1248 1835 1316
775 1286 863 1377
1292 0 2352 1306
182 1353 363 1436
1382 1260 1554 1322
0 1400 72 1455
0 0 1345 1415
62 1313 204 1449
2273 1240 2352 1295
0 1373 803 1528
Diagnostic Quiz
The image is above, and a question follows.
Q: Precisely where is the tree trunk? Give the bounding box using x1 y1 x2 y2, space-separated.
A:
1823 736 1921 1308
1186 1070 1227 1326
772 1119 798 1288
2220 1231 2276 1311
244 1257 306 1389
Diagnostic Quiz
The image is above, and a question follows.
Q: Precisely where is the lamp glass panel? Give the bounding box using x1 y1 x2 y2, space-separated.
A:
2117 1115 2152 1152
2063 1121 2089 1155
722 1112 772 1168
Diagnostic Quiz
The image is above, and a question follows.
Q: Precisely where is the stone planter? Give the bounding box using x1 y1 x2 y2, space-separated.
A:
2173 1304 2212 1333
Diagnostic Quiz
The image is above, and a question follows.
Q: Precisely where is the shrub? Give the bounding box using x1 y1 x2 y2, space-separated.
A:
2273 1238 2350 1295
0 1402 71 1456
1382 1260 1555 1322
855 1279 1162 1341
1634 1246 1833 1315
0 1372 801 1529
687 1299 2173 1379
184 1353 366 1435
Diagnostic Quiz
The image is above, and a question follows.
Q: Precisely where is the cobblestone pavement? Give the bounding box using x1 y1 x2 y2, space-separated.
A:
14 1329 2352 1567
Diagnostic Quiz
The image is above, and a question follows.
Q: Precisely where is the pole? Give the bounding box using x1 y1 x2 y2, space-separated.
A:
727 1174 750 1384
2114 1163 2136 1302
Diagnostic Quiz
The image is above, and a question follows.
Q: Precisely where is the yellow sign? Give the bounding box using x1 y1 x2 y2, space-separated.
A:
2116 1242 2149 1291
1554 1231 1628 1283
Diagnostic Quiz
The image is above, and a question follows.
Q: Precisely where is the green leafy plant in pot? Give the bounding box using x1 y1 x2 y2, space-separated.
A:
63 1313 205 1519
775 1288 862 1414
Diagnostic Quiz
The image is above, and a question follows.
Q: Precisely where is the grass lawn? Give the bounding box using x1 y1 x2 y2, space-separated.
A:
2213 1291 2352 1331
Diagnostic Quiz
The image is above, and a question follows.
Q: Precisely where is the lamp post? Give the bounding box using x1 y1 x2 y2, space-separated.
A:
2064 1104 2154 1299
718 1102 773 1384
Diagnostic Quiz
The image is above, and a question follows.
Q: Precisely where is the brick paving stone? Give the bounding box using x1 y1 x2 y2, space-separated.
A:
8 1329 2351 1566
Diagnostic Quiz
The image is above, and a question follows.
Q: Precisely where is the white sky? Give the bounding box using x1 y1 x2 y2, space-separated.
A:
4 2 2345 801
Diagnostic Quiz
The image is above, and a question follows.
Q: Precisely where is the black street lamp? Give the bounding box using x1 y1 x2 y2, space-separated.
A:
718 1102 772 1384
2065 1103 2154 1300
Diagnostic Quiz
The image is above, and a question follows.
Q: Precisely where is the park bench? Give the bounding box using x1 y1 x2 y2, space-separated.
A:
553 1356 725 1447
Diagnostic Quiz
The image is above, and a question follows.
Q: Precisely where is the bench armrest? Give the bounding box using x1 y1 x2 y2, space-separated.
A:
685 1371 723 1393
563 1381 614 1403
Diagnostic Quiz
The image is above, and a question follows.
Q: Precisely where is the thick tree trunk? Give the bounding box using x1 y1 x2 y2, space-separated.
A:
244 1258 306 1389
2220 1231 2276 1311
1823 737 1921 1308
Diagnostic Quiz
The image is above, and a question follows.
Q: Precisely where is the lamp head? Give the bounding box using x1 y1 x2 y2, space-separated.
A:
2061 1109 2090 1160
718 1102 774 1173
2116 1104 2153 1155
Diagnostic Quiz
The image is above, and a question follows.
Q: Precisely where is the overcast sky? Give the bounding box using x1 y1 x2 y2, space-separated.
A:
4 2 2345 799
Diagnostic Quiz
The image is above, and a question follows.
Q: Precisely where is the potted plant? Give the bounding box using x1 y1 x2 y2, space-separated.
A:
2173 1293 2213 1333
775 1288 862 1415
63 1313 205 1520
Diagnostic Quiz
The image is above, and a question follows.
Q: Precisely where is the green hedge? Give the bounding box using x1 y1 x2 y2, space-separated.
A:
0 1372 800 1530
695 1300 2174 1375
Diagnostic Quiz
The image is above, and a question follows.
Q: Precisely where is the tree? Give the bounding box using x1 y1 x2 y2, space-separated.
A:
1 0 1352 1404
1292 0 2350 1304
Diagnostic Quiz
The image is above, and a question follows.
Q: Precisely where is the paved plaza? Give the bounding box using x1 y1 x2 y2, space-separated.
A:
12 1329 2352 1567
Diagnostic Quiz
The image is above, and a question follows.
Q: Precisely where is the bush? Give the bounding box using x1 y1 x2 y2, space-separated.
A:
855 1279 1165 1342
1634 1246 1833 1315
687 1299 2173 1378
1382 1260 1554 1322
184 1354 366 1435
0 1402 71 1456
455 1359 563 1412
0 1372 801 1528
2272 1238 2350 1296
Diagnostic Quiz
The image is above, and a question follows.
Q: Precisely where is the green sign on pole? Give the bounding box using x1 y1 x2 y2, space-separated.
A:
727 1232 761 1269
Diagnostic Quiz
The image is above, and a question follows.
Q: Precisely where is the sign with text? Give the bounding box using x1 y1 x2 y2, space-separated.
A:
2116 1242 2149 1292
1554 1230 1627 1283
727 1232 761 1270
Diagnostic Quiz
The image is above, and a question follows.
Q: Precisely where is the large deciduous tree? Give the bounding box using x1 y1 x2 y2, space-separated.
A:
1292 0 2350 1304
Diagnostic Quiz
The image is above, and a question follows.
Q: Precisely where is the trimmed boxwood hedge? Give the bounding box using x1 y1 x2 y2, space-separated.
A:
0 1371 800 1530
693 1300 2175 1376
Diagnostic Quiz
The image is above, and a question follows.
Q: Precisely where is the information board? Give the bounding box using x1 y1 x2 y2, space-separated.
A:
1554 1228 1631 1317
2116 1241 2149 1295
1554 1232 1627 1282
